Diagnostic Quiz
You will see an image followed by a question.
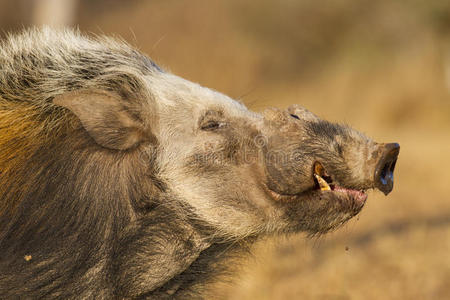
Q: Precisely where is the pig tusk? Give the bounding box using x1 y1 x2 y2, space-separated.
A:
314 174 331 191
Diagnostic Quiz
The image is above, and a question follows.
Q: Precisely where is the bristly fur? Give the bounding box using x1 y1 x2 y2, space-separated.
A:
0 27 394 299
0 27 252 299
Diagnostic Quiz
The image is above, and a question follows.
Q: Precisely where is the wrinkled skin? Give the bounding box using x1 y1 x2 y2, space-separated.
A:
0 28 399 299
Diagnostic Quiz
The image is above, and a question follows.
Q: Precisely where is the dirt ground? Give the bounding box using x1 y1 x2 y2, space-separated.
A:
1 0 449 299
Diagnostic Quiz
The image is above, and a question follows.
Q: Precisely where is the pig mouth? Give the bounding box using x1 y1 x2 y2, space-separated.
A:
312 161 367 205
266 161 367 210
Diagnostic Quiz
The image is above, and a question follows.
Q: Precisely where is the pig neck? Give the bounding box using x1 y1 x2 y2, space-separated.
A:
112 203 255 298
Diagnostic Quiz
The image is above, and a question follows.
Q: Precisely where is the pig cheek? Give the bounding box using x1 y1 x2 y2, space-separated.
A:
262 135 316 194
264 153 314 195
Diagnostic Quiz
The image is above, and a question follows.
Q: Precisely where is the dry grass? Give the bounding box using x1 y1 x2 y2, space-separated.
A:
2 0 450 299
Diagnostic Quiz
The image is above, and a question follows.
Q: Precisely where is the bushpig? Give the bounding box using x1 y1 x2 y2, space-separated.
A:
0 28 400 299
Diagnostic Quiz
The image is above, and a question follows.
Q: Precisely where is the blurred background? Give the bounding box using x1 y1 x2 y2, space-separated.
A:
1 0 449 299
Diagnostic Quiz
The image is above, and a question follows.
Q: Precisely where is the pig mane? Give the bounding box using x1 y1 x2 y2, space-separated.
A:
0 26 159 211
0 27 159 210
0 28 165 297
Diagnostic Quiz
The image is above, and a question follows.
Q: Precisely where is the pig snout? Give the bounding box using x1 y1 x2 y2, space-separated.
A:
373 143 400 195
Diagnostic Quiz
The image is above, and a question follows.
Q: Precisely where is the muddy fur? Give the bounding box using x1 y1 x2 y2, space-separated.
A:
0 28 398 299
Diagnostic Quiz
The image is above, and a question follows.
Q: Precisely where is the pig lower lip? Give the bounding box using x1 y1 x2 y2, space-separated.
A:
334 187 368 206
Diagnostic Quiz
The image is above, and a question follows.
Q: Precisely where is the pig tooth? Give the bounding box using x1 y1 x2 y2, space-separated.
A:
314 174 331 191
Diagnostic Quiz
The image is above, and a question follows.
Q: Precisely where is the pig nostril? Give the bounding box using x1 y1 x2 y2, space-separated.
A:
375 143 400 195
380 159 396 185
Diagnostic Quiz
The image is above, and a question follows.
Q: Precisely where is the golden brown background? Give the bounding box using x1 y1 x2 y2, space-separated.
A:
1 0 449 299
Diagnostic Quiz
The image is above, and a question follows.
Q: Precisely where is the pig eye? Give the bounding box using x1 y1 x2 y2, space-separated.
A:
290 114 300 120
201 120 226 131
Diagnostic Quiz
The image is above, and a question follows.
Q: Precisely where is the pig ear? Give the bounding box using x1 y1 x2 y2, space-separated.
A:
53 89 146 150
288 104 320 122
